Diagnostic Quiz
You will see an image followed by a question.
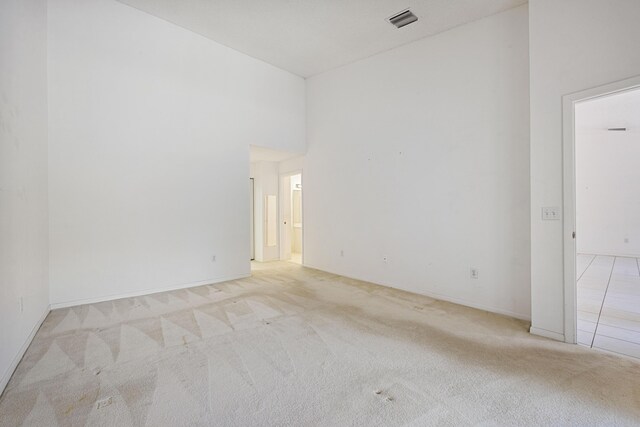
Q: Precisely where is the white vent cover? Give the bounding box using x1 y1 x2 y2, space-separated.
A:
388 9 418 28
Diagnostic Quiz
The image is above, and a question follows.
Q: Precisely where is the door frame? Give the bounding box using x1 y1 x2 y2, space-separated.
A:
562 74 640 344
279 170 303 264
249 177 255 261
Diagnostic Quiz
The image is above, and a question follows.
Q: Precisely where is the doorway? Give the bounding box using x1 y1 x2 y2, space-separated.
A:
280 172 303 264
563 75 640 359
249 145 303 265
249 178 255 261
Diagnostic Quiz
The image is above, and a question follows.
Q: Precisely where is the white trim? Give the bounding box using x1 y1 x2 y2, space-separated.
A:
278 169 303 264
562 74 640 345
300 171 304 266
50 273 249 310
530 327 565 342
0 305 50 396
303 263 530 321
562 93 577 344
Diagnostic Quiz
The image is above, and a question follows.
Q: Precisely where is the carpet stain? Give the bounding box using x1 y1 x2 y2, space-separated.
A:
1 261 639 426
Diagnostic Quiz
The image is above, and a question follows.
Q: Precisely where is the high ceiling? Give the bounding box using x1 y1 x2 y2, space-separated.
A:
116 0 527 77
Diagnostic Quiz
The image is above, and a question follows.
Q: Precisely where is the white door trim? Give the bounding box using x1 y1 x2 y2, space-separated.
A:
562 74 640 344
279 170 303 263
249 177 255 261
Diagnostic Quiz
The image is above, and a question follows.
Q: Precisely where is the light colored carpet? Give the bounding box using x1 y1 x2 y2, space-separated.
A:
1 262 640 426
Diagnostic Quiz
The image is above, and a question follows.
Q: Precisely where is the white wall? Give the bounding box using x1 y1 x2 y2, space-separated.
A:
279 156 305 262
529 0 640 339
576 93 640 257
250 161 281 262
0 0 50 392
279 156 304 176
305 5 531 319
290 174 302 254
48 0 305 306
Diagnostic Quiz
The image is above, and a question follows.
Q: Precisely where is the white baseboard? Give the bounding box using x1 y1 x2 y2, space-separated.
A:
50 273 250 310
529 326 565 342
302 263 531 322
0 305 51 397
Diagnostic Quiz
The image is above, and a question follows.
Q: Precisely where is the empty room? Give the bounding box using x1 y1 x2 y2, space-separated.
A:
1 0 640 425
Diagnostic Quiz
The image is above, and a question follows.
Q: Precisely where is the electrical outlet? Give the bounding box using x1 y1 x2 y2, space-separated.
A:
212 255 216 262
340 250 344 257
470 268 479 279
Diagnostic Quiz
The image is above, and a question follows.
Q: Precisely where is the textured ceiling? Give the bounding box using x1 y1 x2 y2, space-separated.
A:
117 0 527 77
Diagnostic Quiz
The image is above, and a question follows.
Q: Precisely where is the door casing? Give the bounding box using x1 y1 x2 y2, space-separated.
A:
562 75 640 344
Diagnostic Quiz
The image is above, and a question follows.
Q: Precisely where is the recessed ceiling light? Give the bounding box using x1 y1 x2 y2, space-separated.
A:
388 9 418 29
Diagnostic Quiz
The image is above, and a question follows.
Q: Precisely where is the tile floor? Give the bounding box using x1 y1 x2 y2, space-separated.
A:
577 253 640 359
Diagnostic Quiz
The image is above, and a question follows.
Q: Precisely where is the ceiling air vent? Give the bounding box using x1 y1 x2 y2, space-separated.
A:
389 9 418 28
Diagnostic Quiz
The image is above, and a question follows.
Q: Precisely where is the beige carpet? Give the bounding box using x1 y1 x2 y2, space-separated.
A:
1 262 639 426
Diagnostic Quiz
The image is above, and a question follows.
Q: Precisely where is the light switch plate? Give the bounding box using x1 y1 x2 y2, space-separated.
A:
542 207 561 220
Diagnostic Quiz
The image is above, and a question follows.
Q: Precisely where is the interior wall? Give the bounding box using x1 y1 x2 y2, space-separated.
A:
250 161 280 262
48 0 305 306
576 94 640 258
279 156 304 263
290 174 302 254
0 0 50 392
305 5 531 319
529 0 640 339
279 156 304 176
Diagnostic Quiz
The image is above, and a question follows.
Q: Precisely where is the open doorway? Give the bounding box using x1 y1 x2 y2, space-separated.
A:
250 177 255 261
563 76 640 359
280 172 303 264
249 145 304 267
